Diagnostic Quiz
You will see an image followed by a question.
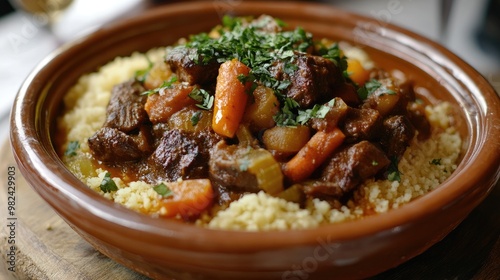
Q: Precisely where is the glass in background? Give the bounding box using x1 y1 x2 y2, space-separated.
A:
476 0 500 61
7 0 73 28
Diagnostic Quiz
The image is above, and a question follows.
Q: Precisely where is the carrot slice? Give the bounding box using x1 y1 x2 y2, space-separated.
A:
145 84 196 123
347 58 370 86
283 128 345 183
212 59 252 138
159 179 214 219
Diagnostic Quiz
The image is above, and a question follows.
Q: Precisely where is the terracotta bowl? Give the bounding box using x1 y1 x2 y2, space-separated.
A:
10 1 500 279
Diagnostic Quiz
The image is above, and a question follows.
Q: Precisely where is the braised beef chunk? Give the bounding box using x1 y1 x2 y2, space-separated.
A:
270 52 341 108
342 107 382 142
306 141 390 197
208 141 260 193
407 102 431 140
213 185 246 206
148 129 206 182
151 122 170 147
165 46 220 85
331 82 361 107
88 127 150 163
301 180 345 198
310 97 349 132
88 80 153 163
135 126 154 154
104 80 149 133
380 115 415 160
193 129 224 154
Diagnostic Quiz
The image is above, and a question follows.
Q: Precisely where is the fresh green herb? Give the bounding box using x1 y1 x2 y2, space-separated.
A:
357 79 381 100
237 73 258 95
100 172 118 193
387 157 402 182
382 86 396 95
134 56 154 83
387 171 401 182
185 17 313 94
317 43 348 74
356 86 369 100
274 97 335 126
430 158 442 165
191 111 202 126
237 73 248 84
64 140 80 157
222 15 243 30
297 102 331 125
185 17 352 127
274 18 287 28
184 16 325 129
357 79 396 100
141 76 178 96
153 183 173 198
372 160 379 166
188 87 214 110
273 97 301 126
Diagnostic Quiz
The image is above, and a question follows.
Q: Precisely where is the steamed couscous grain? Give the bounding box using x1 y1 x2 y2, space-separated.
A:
58 47 461 231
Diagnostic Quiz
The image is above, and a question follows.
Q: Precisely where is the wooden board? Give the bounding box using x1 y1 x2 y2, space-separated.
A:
0 140 149 280
1 139 499 279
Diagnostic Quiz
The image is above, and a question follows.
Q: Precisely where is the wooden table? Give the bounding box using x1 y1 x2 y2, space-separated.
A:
1 139 499 279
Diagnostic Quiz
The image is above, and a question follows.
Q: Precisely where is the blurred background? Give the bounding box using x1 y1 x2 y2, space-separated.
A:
0 0 499 142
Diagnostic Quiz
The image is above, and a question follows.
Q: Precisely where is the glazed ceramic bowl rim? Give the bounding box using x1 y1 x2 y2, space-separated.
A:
10 1 500 253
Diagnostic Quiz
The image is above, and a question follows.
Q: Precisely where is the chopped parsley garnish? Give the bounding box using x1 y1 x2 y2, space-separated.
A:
191 111 202 126
153 183 173 198
430 158 442 165
387 157 402 182
222 14 243 30
297 99 334 125
182 16 352 127
64 140 80 157
141 76 178 96
184 16 313 95
357 84 370 100
237 73 258 95
356 79 396 100
317 43 348 74
274 97 334 126
188 87 214 110
372 160 379 166
237 73 250 84
100 172 118 193
273 97 300 126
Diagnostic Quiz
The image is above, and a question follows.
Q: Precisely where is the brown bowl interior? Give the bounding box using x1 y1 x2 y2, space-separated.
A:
10 1 500 279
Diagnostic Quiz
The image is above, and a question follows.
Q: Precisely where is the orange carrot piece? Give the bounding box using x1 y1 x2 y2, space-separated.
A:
212 59 252 138
283 128 345 183
347 58 370 86
145 85 196 123
160 179 214 219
